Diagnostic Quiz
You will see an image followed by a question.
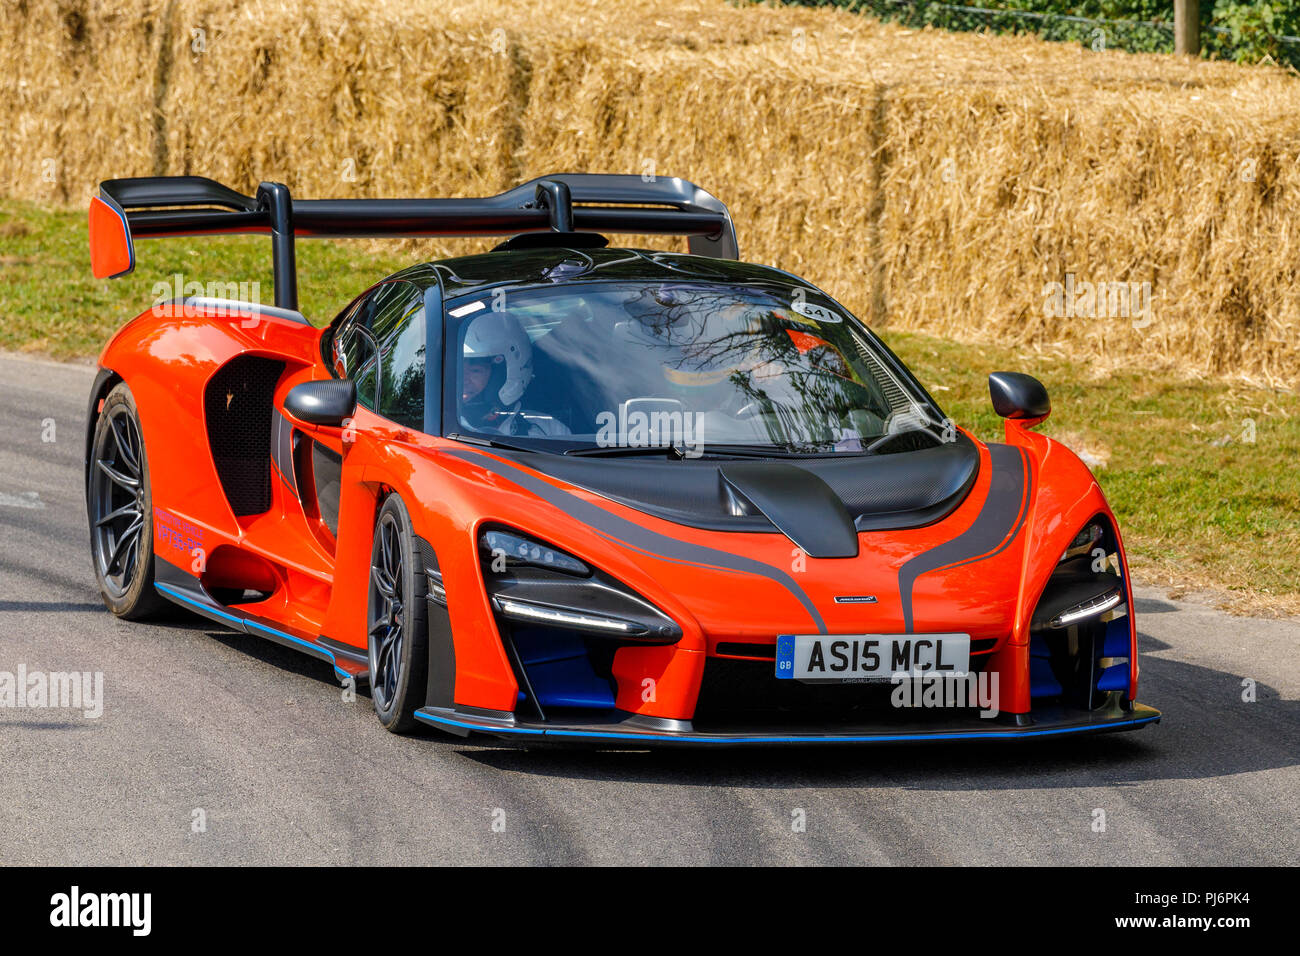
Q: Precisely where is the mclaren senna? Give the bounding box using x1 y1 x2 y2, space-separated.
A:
84 173 1160 745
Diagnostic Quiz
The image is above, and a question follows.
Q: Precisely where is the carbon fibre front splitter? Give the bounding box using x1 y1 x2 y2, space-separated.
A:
413 701 1161 747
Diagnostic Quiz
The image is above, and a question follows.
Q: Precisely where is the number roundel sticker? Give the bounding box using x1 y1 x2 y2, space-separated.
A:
791 300 841 324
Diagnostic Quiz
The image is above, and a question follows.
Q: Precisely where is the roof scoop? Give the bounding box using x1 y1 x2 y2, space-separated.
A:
719 462 859 559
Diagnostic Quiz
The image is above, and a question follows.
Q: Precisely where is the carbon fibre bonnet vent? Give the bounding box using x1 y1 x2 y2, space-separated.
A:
204 356 285 517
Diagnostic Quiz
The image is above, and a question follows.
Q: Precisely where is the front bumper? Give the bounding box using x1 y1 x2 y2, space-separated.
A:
413 700 1161 747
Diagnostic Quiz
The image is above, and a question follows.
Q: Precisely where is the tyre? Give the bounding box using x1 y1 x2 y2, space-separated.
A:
87 382 168 619
367 494 429 733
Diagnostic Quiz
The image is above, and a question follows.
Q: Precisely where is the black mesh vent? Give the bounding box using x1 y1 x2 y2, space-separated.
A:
716 642 777 659
695 658 897 728
851 333 911 414
204 357 284 517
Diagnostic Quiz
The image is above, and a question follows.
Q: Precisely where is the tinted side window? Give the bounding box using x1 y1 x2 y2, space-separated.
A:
334 281 414 381
378 299 426 430
354 349 379 410
344 282 419 411
329 297 369 377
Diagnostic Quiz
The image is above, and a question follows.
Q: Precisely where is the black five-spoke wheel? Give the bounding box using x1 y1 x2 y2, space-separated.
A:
88 382 165 618
367 495 428 732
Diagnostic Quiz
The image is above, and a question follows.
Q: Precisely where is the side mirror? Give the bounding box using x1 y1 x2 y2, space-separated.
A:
285 379 356 427
988 371 1050 421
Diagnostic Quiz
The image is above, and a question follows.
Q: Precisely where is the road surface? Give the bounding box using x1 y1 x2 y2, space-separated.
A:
1 354 1296 865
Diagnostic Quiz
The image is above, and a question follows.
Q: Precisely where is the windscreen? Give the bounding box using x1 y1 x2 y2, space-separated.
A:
444 280 946 456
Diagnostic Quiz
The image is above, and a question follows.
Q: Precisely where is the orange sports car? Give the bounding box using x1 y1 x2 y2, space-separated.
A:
84 173 1159 744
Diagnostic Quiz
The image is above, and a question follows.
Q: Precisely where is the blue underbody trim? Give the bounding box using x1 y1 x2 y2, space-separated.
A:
416 712 548 737
1097 664 1130 692
1103 617 1131 657
413 708 1160 745
156 580 1157 746
511 627 617 709
1029 655 1063 698
155 581 352 680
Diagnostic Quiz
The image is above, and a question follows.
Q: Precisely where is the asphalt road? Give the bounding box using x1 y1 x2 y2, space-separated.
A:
1 353 1296 866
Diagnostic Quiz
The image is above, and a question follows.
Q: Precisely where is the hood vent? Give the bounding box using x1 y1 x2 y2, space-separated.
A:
719 462 858 559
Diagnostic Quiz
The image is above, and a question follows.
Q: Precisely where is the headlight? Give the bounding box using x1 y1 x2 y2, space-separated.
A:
1059 521 1103 562
1040 519 1122 628
494 597 640 635
478 529 589 577
477 525 680 644
1030 515 1130 710
1032 564 1123 631
1046 586 1123 629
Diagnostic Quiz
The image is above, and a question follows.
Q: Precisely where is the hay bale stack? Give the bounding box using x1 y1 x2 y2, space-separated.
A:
0 0 162 204
2 0 1298 385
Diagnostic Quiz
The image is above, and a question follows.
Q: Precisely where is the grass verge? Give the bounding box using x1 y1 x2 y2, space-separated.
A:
3 200 1297 614
892 334 1300 616
0 200 413 357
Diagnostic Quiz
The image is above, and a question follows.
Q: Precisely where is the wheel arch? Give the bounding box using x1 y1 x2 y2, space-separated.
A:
84 367 124 510
375 486 458 712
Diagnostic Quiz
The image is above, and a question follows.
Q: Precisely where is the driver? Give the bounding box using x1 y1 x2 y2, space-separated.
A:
459 311 570 437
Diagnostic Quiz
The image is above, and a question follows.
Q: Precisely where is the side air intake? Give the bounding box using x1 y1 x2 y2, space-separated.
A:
204 356 284 517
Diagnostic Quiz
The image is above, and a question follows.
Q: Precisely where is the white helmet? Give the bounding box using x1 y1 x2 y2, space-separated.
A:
462 311 533 407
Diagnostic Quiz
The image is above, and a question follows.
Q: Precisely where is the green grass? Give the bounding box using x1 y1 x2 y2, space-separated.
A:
0 199 413 356
4 199 1298 611
885 332 1300 612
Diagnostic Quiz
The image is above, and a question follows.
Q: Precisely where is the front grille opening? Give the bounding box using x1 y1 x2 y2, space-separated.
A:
692 657 997 732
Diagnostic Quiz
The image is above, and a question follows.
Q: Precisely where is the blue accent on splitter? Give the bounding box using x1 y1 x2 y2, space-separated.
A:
413 709 1159 745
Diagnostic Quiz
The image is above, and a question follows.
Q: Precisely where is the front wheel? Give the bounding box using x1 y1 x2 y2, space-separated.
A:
87 382 167 619
367 495 429 733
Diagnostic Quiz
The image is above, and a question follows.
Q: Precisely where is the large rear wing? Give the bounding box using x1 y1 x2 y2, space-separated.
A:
88 173 739 310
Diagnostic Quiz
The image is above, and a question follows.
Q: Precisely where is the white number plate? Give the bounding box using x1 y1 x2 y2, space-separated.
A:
775 634 971 682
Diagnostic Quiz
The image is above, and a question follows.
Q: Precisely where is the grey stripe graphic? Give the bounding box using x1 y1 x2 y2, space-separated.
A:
443 447 827 633
896 443 1031 631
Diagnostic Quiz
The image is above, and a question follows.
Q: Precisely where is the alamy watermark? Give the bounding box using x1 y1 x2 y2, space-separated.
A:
151 273 264 325
1043 273 1153 330
0 666 103 718
50 886 150 936
595 405 704 458
890 671 1000 718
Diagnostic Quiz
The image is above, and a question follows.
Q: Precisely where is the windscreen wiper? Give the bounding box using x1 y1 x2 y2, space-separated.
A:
445 433 537 455
564 443 854 460
565 444 690 459
864 426 943 454
696 443 848 459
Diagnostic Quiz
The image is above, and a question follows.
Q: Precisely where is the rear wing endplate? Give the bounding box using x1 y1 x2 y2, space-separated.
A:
88 174 739 310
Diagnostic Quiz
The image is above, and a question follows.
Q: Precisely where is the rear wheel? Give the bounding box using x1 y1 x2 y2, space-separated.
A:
87 383 167 619
367 495 429 733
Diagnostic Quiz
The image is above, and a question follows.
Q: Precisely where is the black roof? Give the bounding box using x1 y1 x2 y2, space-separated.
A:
389 247 812 300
